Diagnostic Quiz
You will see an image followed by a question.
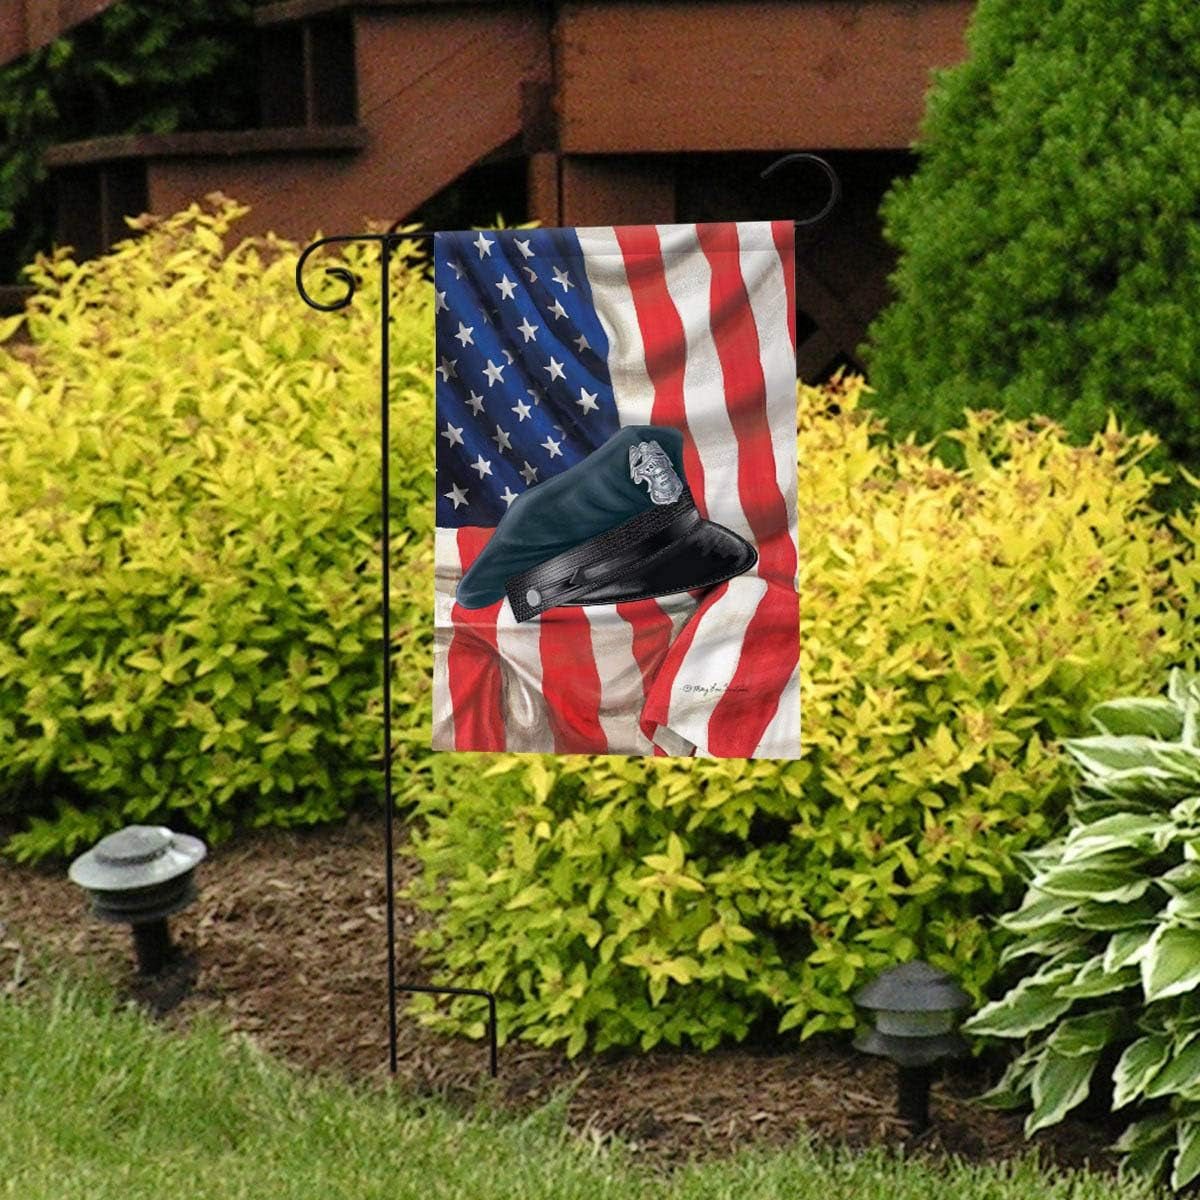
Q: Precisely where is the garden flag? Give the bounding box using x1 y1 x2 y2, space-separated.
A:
432 222 800 758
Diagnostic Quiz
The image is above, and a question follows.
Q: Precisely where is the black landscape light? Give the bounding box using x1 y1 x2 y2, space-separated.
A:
853 959 971 1133
69 825 206 975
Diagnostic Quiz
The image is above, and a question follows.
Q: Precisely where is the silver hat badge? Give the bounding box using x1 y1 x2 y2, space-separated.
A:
629 440 684 505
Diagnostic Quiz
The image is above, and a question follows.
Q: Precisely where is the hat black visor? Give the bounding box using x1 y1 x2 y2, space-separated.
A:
512 517 757 618
576 517 757 605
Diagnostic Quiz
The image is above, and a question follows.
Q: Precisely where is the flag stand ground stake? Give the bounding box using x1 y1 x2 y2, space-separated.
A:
294 152 839 1078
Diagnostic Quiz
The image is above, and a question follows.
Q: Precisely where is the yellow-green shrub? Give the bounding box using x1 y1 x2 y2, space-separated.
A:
0 196 435 860
406 378 1200 1055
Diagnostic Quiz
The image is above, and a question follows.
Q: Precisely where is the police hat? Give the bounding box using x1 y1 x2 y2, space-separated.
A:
456 425 757 622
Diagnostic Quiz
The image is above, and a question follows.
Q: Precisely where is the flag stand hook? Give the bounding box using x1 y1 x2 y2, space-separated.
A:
292 149 839 1082
297 231 498 1081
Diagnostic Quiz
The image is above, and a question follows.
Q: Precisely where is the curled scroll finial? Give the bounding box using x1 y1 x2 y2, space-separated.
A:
296 235 366 311
760 152 841 228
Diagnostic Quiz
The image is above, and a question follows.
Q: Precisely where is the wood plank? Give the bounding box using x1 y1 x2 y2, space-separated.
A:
347 5 549 218
44 126 368 167
527 151 560 226
254 0 510 28
557 0 973 152
144 7 548 247
559 155 675 226
0 0 116 65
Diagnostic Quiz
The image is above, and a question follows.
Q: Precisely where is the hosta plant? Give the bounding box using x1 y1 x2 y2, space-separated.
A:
964 670 1200 1191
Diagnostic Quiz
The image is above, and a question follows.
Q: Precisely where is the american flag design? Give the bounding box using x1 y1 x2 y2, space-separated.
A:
432 222 800 758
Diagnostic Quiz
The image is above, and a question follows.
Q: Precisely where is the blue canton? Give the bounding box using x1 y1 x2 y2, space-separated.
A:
434 228 618 528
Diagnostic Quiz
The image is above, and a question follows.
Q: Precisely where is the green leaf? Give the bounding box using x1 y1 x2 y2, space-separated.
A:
999 888 1079 934
1063 811 1174 857
1117 1112 1176 1184
1069 896 1161 931
962 965 1077 1039
1142 925 1200 1002
976 1047 1039 1109
1104 927 1155 974
1165 891 1200 924
999 928 1091 968
1090 698 1183 740
1046 1007 1123 1057
1037 864 1152 904
1057 955 1139 1000
1025 1048 1099 1134
1143 1032 1200 1099
1173 1119 1200 1191
1112 1033 1172 1109
1064 735 1200 790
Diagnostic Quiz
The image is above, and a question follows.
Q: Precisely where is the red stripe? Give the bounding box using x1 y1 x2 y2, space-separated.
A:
640 581 729 749
613 226 708 517
772 220 796 352
618 597 675 694
539 606 607 754
447 528 505 751
697 224 798 756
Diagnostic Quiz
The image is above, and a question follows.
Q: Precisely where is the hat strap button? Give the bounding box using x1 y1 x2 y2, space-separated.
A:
525 588 542 607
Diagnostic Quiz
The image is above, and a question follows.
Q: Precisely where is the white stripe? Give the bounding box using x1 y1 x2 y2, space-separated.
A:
741 221 802 755
584 605 654 755
576 225 655 426
737 221 799 556
755 662 802 758
494 600 548 753
432 527 462 751
664 575 770 756
657 223 747 533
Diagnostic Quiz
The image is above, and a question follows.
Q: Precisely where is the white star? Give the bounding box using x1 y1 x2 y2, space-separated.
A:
436 355 458 382
517 316 539 343
440 422 464 446
573 333 591 353
483 359 506 387
479 309 491 325
449 260 464 279
511 399 532 421
502 348 514 364
527 384 544 404
548 298 568 320
551 265 574 291
500 486 520 507
470 454 493 478
543 357 565 381
465 390 484 415
523 266 538 283
454 322 474 347
496 275 517 300
576 388 599 414
541 435 563 459
519 461 539 484
514 238 534 259
435 290 447 313
473 231 494 258
443 483 468 509
492 425 512 451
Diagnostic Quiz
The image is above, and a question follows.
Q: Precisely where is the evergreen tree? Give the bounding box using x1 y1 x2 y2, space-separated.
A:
863 0 1200 496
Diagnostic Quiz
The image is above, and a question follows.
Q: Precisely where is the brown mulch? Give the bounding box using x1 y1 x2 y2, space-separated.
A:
0 811 1123 1175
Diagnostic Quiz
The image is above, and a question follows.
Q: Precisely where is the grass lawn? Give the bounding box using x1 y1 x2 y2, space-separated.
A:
0 976 1162 1200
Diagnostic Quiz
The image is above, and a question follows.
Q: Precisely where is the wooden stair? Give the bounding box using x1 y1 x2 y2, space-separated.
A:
40 1 551 260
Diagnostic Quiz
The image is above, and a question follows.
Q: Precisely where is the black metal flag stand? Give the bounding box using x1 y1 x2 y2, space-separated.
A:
294 152 839 1080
